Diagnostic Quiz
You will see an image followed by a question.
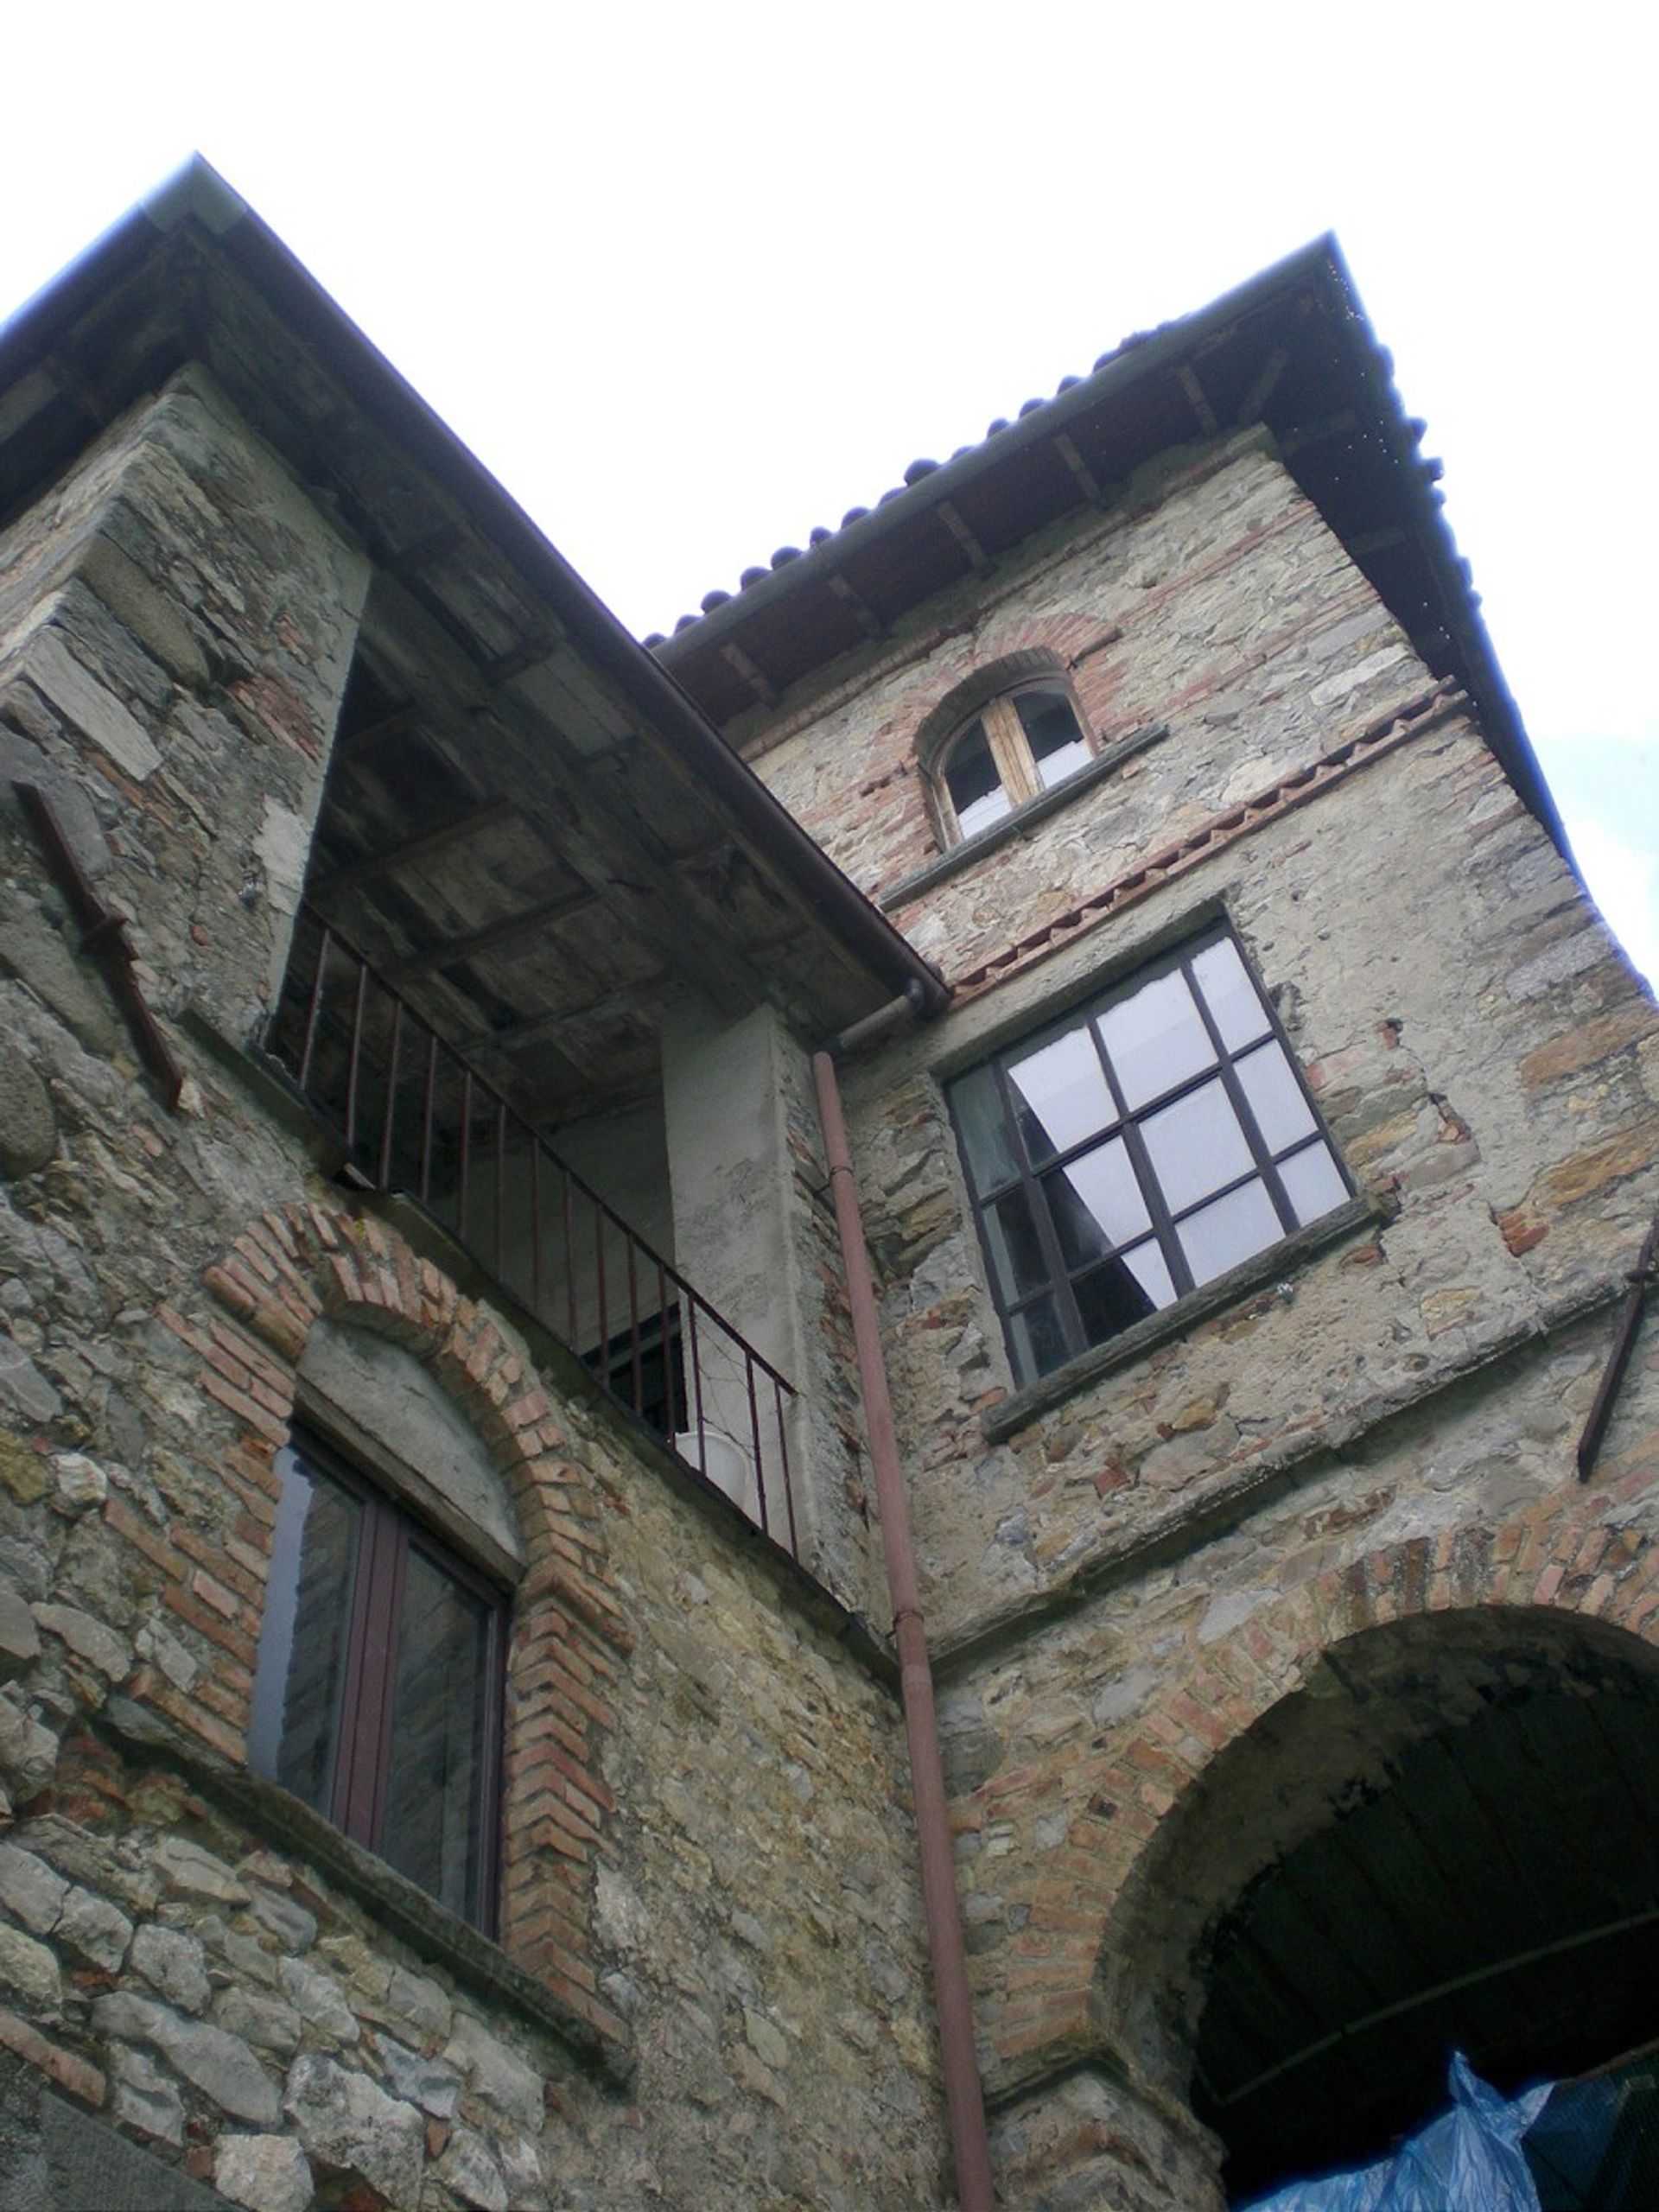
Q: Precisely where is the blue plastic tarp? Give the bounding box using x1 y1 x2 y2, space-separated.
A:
1243 2051 1554 2212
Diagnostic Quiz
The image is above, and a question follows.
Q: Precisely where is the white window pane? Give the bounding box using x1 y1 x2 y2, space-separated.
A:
1192 937 1271 1052
1098 969 1216 1110
1236 1040 1317 1152
1122 1239 1177 1310
1007 1028 1115 1163
1048 1138 1150 1266
1035 738 1091 790
1279 1140 1348 1226
1015 689 1086 766
957 785 1013 840
1141 1077 1254 1213
1178 1180 1283 1286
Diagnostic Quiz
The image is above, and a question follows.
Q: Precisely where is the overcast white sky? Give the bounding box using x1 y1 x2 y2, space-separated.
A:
3 3 1653 984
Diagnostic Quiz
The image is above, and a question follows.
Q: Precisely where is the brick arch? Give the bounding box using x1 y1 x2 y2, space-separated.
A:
979 1482 1659 2094
912 645 1072 772
144 1198 630 2046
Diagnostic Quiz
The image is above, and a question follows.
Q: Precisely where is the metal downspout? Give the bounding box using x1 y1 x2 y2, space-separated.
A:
812 1027 997 2211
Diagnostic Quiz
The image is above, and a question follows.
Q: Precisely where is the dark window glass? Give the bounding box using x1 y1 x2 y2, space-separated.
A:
1015 690 1090 787
943 720 1010 839
380 1550 495 1920
250 1431 505 1931
949 927 1351 1386
936 681 1096 843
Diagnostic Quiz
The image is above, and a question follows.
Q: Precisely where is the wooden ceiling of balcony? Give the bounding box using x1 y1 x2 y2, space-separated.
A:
304 574 842 1128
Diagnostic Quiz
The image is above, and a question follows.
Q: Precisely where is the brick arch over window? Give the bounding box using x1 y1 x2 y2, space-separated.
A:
151 1198 631 2047
913 647 1072 773
974 1485 1659 2099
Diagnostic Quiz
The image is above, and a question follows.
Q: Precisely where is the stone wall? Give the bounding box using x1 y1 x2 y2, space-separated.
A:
736 422 1659 2202
0 373 947 2209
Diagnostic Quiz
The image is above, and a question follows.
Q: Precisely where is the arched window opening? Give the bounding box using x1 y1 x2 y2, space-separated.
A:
1135 1613 1659 2205
937 680 1093 844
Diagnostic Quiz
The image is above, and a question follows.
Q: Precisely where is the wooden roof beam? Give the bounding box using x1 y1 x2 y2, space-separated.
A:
1235 346 1290 427
938 499 991 574
308 798 517 899
387 886 598 981
367 575 780 1020
1051 429 1103 503
1178 364 1221 436
456 979 664 1062
384 524 465 580
827 571 884 639
719 640 779 707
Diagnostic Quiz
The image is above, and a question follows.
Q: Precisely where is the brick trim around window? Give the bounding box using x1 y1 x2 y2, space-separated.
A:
139 1198 632 2048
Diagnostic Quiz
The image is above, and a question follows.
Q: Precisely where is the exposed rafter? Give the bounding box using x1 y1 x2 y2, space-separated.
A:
719 639 779 707
938 499 991 574
385 887 598 982
308 799 517 900
1235 346 1290 426
1178 364 1220 436
828 571 884 639
1051 430 1102 503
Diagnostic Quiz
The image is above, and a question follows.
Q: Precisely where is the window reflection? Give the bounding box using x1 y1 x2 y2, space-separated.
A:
950 928 1351 1385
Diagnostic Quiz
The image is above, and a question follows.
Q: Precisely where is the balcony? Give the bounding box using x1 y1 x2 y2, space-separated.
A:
270 904 804 1557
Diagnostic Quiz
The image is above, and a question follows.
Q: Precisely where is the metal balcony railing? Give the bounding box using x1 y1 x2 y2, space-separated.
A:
270 905 801 1562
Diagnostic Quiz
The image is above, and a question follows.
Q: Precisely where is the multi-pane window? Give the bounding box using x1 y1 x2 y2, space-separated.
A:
950 928 1350 1386
249 1429 505 1930
938 681 1094 842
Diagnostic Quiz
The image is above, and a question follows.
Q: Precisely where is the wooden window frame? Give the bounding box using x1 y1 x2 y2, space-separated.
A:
249 1425 507 1934
948 925 1352 1388
935 678 1094 846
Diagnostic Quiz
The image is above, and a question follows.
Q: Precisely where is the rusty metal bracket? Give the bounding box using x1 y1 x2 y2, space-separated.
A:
11 779 187 1109
1578 1211 1659 1481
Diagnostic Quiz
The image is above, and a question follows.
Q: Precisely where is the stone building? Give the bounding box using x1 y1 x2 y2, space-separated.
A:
0 158 1654 2210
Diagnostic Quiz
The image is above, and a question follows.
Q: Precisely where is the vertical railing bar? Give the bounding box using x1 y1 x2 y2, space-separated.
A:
493 1101 506 1282
529 1140 544 1322
594 1198 610 1395
457 1067 473 1244
563 1166 577 1347
376 997 404 1190
418 1031 438 1205
775 1378 799 1561
687 1296 707 1472
626 1238 644 1420
747 1349 769 1535
656 1262 674 1433
342 955 370 1163
296 921 332 1092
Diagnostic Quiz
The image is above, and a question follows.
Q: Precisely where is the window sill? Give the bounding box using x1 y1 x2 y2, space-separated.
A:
880 722 1169 911
99 1695 634 2088
981 1192 1388 1443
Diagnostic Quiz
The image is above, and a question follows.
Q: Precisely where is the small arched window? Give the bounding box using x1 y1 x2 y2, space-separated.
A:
937 680 1094 844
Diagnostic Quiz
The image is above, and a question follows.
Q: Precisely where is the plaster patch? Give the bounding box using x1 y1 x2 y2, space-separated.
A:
255 797 309 907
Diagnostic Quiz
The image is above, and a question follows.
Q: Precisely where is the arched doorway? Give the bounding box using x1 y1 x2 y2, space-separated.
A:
1124 1609 1659 2202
